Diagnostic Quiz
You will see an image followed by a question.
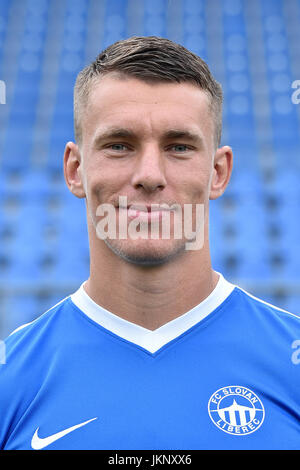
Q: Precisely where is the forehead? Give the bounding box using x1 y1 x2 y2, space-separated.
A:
82 75 214 142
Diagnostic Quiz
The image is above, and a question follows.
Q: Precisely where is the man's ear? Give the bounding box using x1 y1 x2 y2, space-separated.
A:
63 141 86 198
209 145 233 200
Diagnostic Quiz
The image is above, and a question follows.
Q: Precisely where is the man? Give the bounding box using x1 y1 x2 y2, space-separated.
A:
0 36 299 450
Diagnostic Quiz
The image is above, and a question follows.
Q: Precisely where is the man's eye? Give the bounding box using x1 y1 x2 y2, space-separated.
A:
110 144 127 151
170 144 189 152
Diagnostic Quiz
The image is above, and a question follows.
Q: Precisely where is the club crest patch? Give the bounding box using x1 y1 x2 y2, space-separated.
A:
208 385 265 435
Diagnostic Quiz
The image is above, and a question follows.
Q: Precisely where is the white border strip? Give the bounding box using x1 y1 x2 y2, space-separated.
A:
71 273 235 353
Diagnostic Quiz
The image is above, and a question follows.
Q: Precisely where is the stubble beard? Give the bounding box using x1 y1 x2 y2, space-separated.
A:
102 236 187 266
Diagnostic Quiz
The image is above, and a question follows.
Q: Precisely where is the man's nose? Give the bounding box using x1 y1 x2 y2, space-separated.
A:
131 145 167 192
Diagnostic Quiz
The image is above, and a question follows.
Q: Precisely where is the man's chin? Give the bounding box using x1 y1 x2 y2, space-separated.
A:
103 238 187 266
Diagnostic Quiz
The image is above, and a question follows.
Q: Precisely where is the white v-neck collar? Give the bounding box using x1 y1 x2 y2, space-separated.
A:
70 273 235 353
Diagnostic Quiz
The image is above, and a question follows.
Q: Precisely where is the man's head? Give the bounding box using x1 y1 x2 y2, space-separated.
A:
64 36 232 267
74 36 223 150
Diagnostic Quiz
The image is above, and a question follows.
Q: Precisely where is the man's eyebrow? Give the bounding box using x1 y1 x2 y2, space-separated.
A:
93 128 136 146
93 128 203 146
162 129 203 143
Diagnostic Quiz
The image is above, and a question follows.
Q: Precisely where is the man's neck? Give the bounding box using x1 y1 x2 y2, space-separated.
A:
84 244 219 330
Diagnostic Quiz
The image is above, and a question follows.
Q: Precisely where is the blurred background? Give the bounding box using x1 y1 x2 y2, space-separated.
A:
0 0 299 338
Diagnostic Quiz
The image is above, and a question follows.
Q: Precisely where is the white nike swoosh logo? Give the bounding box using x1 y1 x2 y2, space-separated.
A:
31 417 97 450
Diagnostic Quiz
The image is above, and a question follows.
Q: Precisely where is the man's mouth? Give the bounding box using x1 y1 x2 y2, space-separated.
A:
117 203 174 222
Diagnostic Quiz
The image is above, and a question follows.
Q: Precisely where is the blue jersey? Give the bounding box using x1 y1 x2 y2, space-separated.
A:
0 274 300 450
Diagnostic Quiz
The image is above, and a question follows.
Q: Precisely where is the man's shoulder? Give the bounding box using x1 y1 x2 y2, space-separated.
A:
231 283 300 333
0 295 76 409
0 294 76 449
3 294 73 360
234 284 299 317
